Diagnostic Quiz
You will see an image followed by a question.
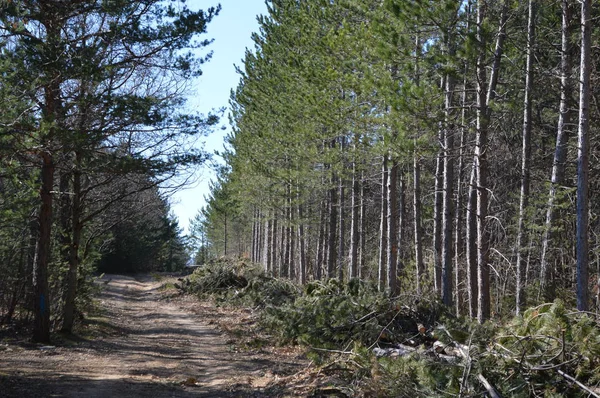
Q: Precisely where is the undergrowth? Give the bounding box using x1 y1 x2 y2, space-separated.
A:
181 258 600 397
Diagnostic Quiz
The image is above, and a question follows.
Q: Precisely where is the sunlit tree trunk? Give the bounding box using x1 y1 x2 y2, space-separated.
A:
576 0 591 312
387 159 399 295
433 132 443 295
466 166 478 318
475 0 490 323
359 170 366 279
540 0 573 301
412 35 424 294
442 73 455 308
515 0 536 315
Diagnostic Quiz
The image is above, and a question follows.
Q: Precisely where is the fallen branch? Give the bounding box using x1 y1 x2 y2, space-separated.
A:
477 373 502 398
557 369 600 398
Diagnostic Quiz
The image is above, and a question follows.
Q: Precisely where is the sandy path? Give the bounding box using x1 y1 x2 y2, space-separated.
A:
0 274 288 397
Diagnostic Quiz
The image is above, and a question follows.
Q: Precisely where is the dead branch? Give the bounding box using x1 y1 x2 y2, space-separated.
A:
477 373 502 398
556 369 600 398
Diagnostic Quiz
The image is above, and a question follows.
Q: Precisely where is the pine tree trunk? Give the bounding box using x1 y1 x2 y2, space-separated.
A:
279 220 285 277
455 78 468 316
442 73 455 308
433 134 443 295
327 176 338 279
387 159 399 296
540 0 573 301
338 176 345 281
316 199 326 280
349 157 360 279
379 154 389 291
476 0 491 323
271 217 278 277
33 152 53 343
251 209 257 263
359 170 366 279
466 165 478 318
413 149 424 294
289 223 296 281
223 216 228 256
283 203 291 278
62 153 83 333
413 35 424 294
576 0 591 312
298 204 307 284
263 218 271 273
474 0 507 323
398 175 405 291
515 0 536 315
256 210 262 263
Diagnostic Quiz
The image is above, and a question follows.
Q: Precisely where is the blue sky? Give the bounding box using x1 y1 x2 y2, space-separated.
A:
172 0 268 233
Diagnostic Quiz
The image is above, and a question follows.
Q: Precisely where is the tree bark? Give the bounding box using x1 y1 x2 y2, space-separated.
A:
283 202 291 278
271 216 278 277
378 154 389 291
466 166 478 318
412 34 424 295
413 149 424 294
442 73 455 308
473 0 508 323
337 175 345 281
298 204 307 284
387 159 399 296
251 209 258 262
476 0 491 323
263 217 271 273
540 0 573 301
327 175 338 279
316 199 326 280
359 170 366 279
455 78 468 316
515 0 536 315
61 152 83 333
33 152 53 343
349 152 360 279
576 0 591 312
433 131 444 295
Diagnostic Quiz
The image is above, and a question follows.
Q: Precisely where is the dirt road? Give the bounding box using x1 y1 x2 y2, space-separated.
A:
0 274 303 397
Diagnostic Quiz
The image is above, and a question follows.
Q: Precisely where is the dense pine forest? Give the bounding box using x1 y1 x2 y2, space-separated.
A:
4 0 600 396
195 0 599 321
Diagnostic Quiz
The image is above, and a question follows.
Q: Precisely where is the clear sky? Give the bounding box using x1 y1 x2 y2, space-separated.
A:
172 0 268 233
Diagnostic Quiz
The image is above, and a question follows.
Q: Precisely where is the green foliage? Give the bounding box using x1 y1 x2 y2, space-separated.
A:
260 278 449 350
179 263 600 397
182 257 299 307
185 257 252 295
488 300 600 395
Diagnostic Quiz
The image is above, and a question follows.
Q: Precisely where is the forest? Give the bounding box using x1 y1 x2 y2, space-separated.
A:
196 0 599 321
3 0 600 395
0 0 220 343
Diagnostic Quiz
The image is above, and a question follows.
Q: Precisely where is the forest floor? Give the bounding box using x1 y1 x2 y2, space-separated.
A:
0 274 323 397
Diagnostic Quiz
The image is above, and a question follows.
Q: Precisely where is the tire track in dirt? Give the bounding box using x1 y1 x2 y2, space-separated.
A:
0 274 287 397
